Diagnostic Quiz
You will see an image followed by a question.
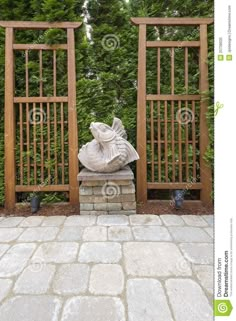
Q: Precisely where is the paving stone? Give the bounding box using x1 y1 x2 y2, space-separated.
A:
205 227 214 238
97 215 129 226
79 242 122 263
130 214 162 225
64 215 96 226
18 227 59 242
193 265 213 294
33 242 79 263
0 279 12 303
89 264 124 295
160 214 185 226
179 243 213 264
0 217 24 227
168 226 212 242
94 203 108 211
109 210 136 215
123 202 136 210
108 226 133 241
0 217 4 221
121 183 135 194
181 215 208 227
0 228 24 242
0 244 10 258
0 243 36 277
80 210 107 215
107 203 122 211
19 216 45 227
53 264 89 295
80 186 93 195
124 242 191 276
132 226 172 241
127 278 173 321
166 278 212 321
0 295 62 321
61 296 125 321
57 226 84 241
41 216 66 226
80 203 94 211
83 226 107 241
14 264 56 294
202 215 214 226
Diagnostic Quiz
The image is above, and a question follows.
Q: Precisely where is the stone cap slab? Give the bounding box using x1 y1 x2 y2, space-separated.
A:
78 166 134 181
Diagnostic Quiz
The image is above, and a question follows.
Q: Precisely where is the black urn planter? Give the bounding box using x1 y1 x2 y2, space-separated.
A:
173 190 184 210
30 196 41 214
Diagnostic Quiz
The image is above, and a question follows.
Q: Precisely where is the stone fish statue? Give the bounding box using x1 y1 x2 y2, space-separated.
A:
78 118 139 172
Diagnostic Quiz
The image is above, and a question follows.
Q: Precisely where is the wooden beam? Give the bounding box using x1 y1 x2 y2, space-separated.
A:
147 182 202 189
199 24 212 205
146 41 200 48
4 28 16 210
16 185 69 192
67 28 79 204
14 97 68 103
0 21 82 29
136 24 147 203
13 44 67 50
146 94 201 101
131 17 214 26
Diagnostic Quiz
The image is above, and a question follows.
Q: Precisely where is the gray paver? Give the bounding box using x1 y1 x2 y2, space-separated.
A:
166 278 213 321
0 217 24 227
160 214 185 226
83 226 107 241
19 216 45 227
130 214 162 225
89 264 124 295
97 215 129 226
53 264 89 295
0 228 24 242
205 227 214 238
0 295 62 321
127 278 173 321
0 243 36 277
79 242 122 263
64 215 96 226
179 243 213 264
181 215 208 227
132 226 172 241
17 227 59 242
124 242 192 276
108 226 133 241
32 242 79 263
202 215 214 226
57 226 84 241
14 264 55 294
41 216 66 226
0 244 10 258
193 265 213 294
0 279 12 303
168 226 212 242
61 296 125 321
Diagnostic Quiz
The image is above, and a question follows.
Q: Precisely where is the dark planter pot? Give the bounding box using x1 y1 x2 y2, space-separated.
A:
30 196 41 214
173 190 184 210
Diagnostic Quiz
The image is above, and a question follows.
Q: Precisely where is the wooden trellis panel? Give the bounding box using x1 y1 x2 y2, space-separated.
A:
131 17 213 204
1 21 82 210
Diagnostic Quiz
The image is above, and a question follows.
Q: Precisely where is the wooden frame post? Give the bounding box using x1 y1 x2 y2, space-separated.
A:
67 28 79 204
4 27 16 210
199 24 212 204
136 24 147 203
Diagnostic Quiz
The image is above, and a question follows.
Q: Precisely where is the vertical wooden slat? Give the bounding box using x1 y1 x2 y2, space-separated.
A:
157 47 160 94
19 103 23 185
47 102 51 184
185 101 189 181
157 101 161 181
25 50 29 97
171 48 174 94
4 27 15 210
61 102 65 184
39 49 43 96
40 102 44 182
178 101 182 182
199 24 212 204
171 101 175 182
26 103 30 184
67 28 79 204
192 101 196 179
33 102 37 184
164 101 168 181
53 102 58 184
53 50 57 96
136 24 147 202
150 100 154 182
185 47 188 93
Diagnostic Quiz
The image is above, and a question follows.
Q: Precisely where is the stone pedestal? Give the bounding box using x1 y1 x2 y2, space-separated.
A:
77 166 136 215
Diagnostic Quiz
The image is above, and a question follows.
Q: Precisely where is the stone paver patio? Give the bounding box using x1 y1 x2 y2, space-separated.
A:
0 214 214 321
